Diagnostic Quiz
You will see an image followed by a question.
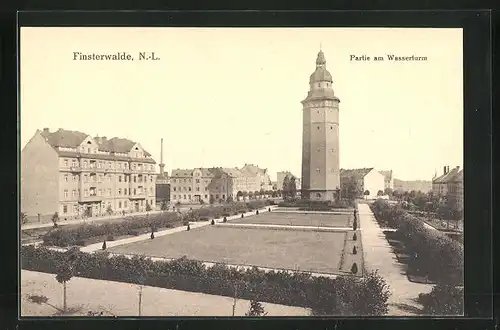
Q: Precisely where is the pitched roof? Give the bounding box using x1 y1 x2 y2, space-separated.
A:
379 170 393 180
99 137 151 157
171 169 194 177
340 168 374 179
433 167 461 184
41 129 88 148
221 168 243 177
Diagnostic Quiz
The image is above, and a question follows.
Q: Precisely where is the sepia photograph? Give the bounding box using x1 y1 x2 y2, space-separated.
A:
19 26 464 317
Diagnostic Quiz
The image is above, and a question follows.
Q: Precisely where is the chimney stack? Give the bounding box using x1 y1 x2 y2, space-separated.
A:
443 166 447 175
159 138 165 176
447 166 450 173
43 128 49 133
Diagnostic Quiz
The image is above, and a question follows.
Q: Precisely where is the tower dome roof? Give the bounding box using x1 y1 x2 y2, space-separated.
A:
309 50 333 84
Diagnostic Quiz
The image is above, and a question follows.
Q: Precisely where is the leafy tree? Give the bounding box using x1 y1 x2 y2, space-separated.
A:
277 189 282 198
377 190 384 197
289 176 297 200
384 187 393 196
226 196 234 203
242 191 248 201
160 199 169 212
282 175 291 200
21 212 28 225
145 202 152 212
236 191 243 201
106 205 113 216
342 176 361 201
363 190 370 199
175 201 181 207
52 212 59 228
254 191 260 199
418 285 463 315
245 300 267 316
55 249 77 313
209 195 215 205
199 199 205 205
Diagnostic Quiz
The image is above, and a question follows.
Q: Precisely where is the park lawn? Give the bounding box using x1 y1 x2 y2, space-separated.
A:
230 212 351 228
21 270 309 317
109 226 347 274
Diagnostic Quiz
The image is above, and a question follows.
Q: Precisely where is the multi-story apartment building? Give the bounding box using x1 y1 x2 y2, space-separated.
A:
379 170 394 190
432 166 461 197
21 128 157 220
447 169 463 215
340 168 386 199
169 164 271 204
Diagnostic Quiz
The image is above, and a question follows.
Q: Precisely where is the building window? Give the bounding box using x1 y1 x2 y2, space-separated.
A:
134 188 137 195
196 187 200 191
317 126 320 130
87 148 91 153
150 176 153 182
316 168 321 173
64 190 68 198
63 205 68 214
134 176 137 183
64 175 68 182
173 187 176 191
119 176 122 182
330 126 333 129
173 195 176 199
204 194 208 199
196 179 200 183
72 190 76 197
183 194 186 199
150 187 153 193
72 160 76 167
108 189 111 196
189 187 192 191
64 159 68 167
118 188 122 195
124 201 128 208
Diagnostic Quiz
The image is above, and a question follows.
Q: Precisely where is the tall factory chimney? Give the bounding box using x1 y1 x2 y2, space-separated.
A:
159 138 165 177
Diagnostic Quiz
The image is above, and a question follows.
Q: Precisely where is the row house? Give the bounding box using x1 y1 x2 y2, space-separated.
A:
340 168 386 199
169 164 272 204
21 128 157 220
432 165 463 214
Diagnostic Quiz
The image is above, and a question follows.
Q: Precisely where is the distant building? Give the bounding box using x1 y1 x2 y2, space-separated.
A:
169 164 272 204
447 169 463 215
393 179 432 193
379 170 394 190
340 168 386 199
432 166 461 196
21 128 157 221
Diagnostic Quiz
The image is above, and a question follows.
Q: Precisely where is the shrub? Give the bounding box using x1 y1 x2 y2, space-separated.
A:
106 235 115 241
418 285 463 315
223 217 227 223
353 233 357 241
352 219 357 231
75 239 86 246
21 246 391 316
374 200 463 285
42 212 182 247
352 246 357 254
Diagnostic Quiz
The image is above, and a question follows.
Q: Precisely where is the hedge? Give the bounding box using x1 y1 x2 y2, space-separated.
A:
42 212 182 247
371 200 463 285
21 245 390 316
279 200 351 209
418 285 463 315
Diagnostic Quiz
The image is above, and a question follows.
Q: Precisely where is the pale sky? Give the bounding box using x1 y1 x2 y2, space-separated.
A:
20 27 463 181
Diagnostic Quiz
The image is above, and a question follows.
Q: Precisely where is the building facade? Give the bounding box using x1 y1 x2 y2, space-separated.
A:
340 168 386 200
301 50 341 201
155 138 170 207
21 128 157 220
432 166 461 196
379 170 394 190
447 169 463 215
169 164 271 204
393 179 432 193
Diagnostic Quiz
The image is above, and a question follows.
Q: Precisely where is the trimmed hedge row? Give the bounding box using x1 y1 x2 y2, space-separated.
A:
371 200 463 285
370 199 406 228
187 200 273 221
418 285 463 315
279 200 351 209
42 212 182 247
21 245 390 316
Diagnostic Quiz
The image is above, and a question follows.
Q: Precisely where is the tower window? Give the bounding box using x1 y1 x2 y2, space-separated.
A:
316 168 321 173
317 126 320 130
330 126 333 129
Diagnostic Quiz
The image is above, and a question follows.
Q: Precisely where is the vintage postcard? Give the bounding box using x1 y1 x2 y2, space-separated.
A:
19 27 464 317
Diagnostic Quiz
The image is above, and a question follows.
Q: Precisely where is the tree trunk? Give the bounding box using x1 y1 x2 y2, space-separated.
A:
63 281 67 314
232 284 238 316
